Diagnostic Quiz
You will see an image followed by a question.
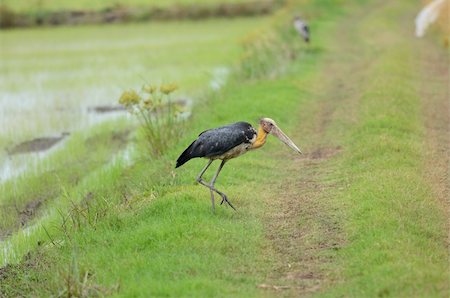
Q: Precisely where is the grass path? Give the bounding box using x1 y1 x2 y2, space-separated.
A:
259 4 373 293
258 0 449 296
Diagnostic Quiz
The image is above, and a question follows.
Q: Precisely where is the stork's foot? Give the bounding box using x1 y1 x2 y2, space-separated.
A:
219 194 236 211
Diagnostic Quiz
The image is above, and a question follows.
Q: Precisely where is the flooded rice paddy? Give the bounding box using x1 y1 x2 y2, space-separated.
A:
0 17 265 182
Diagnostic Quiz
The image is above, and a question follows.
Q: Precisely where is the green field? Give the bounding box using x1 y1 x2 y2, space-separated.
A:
0 0 449 297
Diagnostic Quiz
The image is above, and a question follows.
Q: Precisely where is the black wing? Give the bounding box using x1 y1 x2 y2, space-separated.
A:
303 25 310 42
175 122 256 168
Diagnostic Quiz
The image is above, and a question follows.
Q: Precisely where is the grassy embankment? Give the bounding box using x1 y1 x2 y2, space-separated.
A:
2 0 249 13
0 0 278 28
1 0 448 297
0 18 266 261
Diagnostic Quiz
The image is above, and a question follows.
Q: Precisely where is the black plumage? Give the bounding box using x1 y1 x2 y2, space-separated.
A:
176 121 256 168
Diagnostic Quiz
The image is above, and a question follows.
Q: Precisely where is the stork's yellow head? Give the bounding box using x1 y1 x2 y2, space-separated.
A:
260 117 277 133
259 118 303 154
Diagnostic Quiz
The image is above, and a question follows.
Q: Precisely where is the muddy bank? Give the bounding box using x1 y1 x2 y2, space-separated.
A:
88 105 126 114
0 0 280 29
89 98 190 114
7 133 70 155
0 196 48 241
0 127 131 242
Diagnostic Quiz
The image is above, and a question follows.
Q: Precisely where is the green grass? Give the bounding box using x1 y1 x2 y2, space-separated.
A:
326 11 449 297
2 0 250 14
1 0 448 297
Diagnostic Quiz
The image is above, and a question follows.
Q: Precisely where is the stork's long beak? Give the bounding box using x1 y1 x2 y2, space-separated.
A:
270 125 303 154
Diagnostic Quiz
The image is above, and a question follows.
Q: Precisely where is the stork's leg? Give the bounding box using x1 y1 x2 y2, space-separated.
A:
196 160 216 211
196 160 236 211
209 160 236 211
196 159 213 182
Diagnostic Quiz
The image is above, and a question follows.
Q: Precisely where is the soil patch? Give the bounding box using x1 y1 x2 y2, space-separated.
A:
418 39 449 218
111 130 130 144
0 251 49 297
18 197 47 227
0 196 48 240
308 146 342 160
261 153 346 295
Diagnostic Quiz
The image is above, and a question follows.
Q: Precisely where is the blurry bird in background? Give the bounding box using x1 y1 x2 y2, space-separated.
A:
293 16 310 42
176 118 302 211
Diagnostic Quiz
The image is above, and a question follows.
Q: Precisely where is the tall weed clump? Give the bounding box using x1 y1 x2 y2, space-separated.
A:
119 83 182 157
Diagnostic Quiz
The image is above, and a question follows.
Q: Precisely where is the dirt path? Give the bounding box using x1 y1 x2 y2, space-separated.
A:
418 29 450 247
259 3 379 294
260 1 449 295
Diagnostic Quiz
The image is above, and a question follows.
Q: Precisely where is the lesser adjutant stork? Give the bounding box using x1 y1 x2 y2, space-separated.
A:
293 16 310 43
176 118 302 211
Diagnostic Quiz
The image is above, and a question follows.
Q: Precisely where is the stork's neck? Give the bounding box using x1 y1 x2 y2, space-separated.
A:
252 125 268 149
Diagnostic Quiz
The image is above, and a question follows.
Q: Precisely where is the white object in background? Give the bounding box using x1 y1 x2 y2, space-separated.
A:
415 0 447 37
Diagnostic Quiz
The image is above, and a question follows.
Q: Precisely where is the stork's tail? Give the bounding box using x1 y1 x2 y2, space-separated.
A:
175 141 195 168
